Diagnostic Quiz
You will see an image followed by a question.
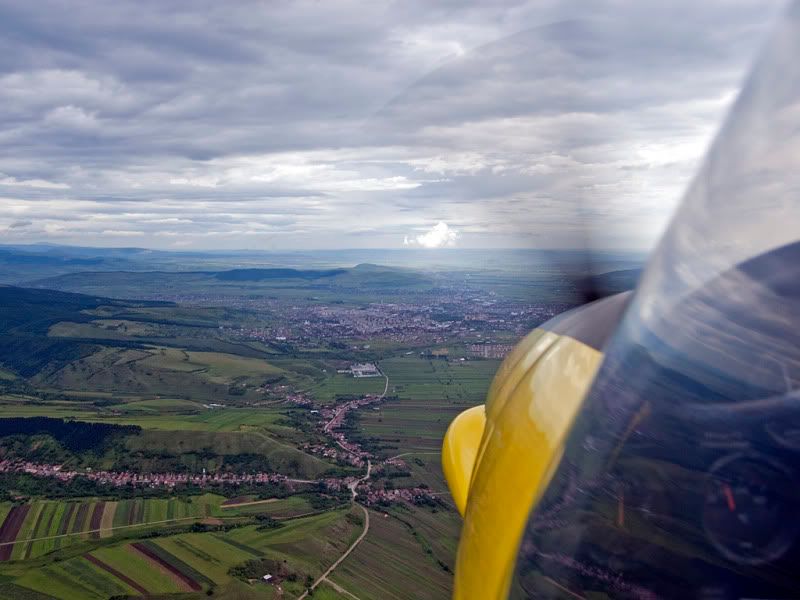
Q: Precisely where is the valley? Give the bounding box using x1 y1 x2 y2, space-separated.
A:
0 244 640 599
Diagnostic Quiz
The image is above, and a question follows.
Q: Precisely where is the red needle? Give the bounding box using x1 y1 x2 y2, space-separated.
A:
723 484 736 512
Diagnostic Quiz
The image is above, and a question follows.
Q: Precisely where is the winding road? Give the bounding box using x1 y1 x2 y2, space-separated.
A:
298 369 388 599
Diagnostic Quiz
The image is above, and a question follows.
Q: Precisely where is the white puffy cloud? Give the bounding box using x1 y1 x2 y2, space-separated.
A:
404 222 459 248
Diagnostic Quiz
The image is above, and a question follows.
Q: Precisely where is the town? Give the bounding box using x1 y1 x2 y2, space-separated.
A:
146 290 571 351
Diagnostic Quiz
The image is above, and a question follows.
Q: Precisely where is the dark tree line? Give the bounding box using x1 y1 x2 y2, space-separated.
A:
0 417 140 453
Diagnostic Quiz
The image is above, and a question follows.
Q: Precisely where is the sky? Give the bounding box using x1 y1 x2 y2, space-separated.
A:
0 0 784 251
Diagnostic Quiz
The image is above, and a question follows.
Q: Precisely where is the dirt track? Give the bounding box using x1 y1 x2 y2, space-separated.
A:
220 498 279 509
297 460 372 600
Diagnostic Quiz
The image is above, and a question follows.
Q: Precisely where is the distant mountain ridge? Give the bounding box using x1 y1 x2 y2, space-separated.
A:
214 268 347 281
0 243 648 286
25 263 434 299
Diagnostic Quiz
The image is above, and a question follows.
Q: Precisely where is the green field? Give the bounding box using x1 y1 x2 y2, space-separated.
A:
361 400 465 458
348 356 498 461
221 495 317 518
123 428 330 478
49 319 165 339
0 506 363 599
0 402 269 427
139 348 285 381
112 407 289 431
309 372 387 404
306 355 498 408
330 506 460 600
108 397 203 413
0 403 332 478
382 356 500 404
315 583 355 599
32 345 290 404
378 452 452 498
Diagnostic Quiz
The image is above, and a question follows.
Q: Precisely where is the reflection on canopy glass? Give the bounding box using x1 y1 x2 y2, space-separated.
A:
512 4 800 599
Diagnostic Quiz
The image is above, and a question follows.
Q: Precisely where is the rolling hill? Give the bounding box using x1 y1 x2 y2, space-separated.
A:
27 264 434 299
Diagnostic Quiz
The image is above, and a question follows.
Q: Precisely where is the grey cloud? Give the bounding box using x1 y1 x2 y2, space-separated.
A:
8 220 32 229
0 0 784 249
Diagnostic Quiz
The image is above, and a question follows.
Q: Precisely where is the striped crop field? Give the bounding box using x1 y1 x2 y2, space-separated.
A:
3 507 360 600
111 495 220 528
329 506 459 600
0 495 223 561
0 505 31 561
129 541 214 591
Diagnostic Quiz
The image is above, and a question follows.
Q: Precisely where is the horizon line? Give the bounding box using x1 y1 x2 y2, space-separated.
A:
0 242 650 254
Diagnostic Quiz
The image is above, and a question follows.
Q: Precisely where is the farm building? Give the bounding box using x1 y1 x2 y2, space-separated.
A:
350 363 381 378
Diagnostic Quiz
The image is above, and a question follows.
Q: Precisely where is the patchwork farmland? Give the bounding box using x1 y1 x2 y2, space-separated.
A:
0 495 222 561
0 507 361 600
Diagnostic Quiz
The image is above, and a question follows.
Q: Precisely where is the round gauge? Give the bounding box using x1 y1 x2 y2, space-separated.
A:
703 453 798 565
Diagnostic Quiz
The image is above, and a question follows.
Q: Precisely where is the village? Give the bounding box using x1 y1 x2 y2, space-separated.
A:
0 456 436 509
0 366 443 510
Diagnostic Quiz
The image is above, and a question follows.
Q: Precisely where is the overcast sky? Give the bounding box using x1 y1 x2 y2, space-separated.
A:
0 0 784 250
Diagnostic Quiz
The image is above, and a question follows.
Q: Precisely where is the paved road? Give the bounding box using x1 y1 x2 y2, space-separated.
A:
325 371 389 434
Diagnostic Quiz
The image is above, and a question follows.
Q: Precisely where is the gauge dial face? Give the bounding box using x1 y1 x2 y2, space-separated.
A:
703 454 797 565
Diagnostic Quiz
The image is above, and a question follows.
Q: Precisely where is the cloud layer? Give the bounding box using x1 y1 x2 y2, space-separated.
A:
0 0 783 250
